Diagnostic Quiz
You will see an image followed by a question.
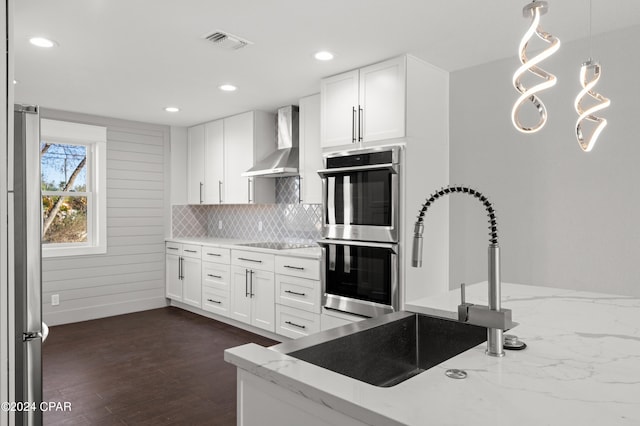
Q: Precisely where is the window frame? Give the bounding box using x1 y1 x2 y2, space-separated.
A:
40 119 107 258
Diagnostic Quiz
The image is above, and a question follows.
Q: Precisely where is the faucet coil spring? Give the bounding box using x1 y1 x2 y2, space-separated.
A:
416 186 498 245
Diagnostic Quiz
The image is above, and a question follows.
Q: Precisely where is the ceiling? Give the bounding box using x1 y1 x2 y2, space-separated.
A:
14 0 640 127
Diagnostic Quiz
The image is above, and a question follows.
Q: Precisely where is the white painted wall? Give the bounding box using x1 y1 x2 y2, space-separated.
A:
449 26 640 296
40 108 170 325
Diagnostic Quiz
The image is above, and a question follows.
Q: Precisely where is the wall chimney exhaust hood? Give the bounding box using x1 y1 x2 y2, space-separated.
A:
243 105 299 177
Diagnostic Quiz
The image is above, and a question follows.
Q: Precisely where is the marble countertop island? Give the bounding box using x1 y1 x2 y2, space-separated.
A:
225 282 640 425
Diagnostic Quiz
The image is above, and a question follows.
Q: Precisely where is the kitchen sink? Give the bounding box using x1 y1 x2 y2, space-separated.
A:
272 311 486 387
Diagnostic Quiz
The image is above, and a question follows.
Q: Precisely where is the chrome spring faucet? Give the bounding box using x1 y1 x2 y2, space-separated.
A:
411 185 514 357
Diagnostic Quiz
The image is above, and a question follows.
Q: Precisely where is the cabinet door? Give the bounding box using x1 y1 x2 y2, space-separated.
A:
187 124 205 204
320 70 359 148
224 112 254 204
299 94 323 204
204 120 224 204
230 266 252 324
182 257 202 308
358 57 406 142
166 254 182 300
250 269 275 332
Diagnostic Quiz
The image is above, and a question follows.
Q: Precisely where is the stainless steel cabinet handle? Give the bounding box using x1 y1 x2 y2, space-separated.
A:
206 252 221 257
247 178 253 203
207 274 222 279
218 180 223 204
358 106 363 142
200 182 204 204
284 265 305 271
167 247 179 251
285 321 306 329
238 257 262 263
245 270 249 297
249 270 255 297
298 176 303 203
284 290 306 297
184 249 197 253
352 106 356 143
207 299 222 304
178 257 183 280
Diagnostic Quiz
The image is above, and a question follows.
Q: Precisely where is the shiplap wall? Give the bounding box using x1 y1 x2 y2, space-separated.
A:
41 108 170 325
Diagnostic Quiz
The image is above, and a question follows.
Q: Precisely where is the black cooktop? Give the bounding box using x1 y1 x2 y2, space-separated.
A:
237 242 317 250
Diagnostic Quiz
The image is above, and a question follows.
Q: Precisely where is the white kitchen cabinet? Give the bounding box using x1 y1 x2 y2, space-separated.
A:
187 124 205 204
223 111 276 204
203 120 224 204
165 252 182 301
165 242 201 308
202 246 231 317
181 256 202 308
230 265 275 332
298 94 323 204
320 56 406 148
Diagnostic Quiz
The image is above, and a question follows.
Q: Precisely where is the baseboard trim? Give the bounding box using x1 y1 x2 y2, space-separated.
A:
44 297 169 326
170 300 285 343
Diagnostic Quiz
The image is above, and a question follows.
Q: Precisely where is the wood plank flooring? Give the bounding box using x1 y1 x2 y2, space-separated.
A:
42 307 277 425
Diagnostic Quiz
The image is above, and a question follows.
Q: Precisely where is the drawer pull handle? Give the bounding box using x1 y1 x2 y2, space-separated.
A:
284 290 306 297
207 299 222 304
207 274 223 279
206 253 222 257
285 321 306 329
238 257 262 263
284 265 305 271
184 249 197 253
167 247 179 250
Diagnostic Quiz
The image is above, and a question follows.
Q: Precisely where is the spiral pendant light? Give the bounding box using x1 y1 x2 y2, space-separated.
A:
512 1 561 134
574 1 610 152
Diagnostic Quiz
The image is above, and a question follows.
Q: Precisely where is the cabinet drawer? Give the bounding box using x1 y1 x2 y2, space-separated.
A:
275 256 320 280
202 247 230 264
276 305 320 339
275 275 320 313
202 287 229 317
232 250 274 272
165 241 182 254
182 244 202 259
202 263 230 292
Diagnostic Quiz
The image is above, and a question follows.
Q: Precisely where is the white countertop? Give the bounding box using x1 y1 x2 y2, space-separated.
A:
225 282 640 425
166 237 322 259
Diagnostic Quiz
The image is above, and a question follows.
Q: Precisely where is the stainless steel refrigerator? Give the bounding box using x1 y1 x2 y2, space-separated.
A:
12 104 43 426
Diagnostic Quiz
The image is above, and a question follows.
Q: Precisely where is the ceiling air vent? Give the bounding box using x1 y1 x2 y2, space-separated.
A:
204 30 253 50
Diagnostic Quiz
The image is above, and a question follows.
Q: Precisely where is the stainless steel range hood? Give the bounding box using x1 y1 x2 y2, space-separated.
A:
243 105 299 177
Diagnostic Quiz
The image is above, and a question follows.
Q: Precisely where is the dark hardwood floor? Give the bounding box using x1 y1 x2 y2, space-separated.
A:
43 307 277 425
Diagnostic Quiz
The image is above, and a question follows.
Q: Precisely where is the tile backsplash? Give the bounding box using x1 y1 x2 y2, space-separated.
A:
172 177 322 244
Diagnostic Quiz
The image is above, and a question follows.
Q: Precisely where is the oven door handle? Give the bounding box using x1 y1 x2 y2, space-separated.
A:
317 163 398 177
318 239 397 252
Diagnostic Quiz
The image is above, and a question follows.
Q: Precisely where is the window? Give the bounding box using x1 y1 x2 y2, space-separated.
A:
40 119 106 257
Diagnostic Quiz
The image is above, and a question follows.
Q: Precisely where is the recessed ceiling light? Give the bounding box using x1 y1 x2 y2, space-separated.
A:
219 84 237 92
314 51 334 61
29 37 56 48
164 107 180 113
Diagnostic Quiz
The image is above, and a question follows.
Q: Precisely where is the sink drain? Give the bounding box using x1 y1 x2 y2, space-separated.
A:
445 369 468 379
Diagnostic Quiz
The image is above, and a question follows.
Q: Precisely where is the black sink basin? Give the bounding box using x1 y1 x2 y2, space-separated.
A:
273 311 486 387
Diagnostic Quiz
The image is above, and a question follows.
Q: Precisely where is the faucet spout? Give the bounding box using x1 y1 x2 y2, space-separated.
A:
411 185 511 357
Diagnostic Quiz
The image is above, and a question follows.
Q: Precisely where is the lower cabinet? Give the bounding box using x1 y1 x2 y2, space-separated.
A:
202 259 231 317
181 256 202 308
276 305 320 339
230 265 275 333
165 253 182 301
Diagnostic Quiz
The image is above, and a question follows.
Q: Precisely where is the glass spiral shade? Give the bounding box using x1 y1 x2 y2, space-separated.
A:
574 60 610 152
512 1 561 133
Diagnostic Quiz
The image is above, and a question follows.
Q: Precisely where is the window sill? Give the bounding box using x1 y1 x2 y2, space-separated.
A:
42 245 107 258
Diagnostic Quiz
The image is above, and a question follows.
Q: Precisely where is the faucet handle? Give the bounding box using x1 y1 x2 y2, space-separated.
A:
460 283 466 305
458 283 472 322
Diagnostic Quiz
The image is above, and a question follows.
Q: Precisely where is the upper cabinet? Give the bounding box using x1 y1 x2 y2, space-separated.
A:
298 94 322 205
186 111 276 205
320 56 406 148
223 111 275 204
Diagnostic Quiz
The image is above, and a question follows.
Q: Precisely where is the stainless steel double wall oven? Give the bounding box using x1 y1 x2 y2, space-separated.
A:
318 146 401 318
